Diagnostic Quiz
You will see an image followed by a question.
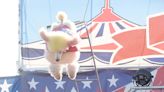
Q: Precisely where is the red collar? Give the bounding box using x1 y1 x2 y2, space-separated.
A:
66 46 78 52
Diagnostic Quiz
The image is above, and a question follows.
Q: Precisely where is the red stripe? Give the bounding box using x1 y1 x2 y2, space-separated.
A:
81 23 98 38
81 43 118 50
109 23 115 34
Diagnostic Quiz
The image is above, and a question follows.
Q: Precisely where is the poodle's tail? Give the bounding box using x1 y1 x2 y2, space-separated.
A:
56 11 68 23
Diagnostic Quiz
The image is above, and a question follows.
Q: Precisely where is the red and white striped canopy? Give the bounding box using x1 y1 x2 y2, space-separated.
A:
78 0 138 52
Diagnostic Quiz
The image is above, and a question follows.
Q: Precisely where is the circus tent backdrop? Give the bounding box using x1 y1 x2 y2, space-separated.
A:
20 0 164 71
77 0 138 65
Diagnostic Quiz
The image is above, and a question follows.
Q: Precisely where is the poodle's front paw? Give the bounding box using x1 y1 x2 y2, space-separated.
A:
54 72 63 81
68 71 77 80
67 63 79 80
49 64 64 81
50 71 63 81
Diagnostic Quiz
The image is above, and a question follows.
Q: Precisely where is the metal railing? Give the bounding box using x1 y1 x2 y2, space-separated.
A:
129 86 164 92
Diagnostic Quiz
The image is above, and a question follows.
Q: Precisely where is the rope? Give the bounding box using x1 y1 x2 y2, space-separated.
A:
83 0 90 21
83 0 103 92
74 0 103 92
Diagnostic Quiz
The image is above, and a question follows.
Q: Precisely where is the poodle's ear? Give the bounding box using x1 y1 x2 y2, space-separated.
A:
39 27 49 41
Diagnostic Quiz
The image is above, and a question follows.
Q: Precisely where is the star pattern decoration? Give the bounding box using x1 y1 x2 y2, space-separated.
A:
107 75 119 87
81 77 93 89
27 77 39 90
0 80 12 92
54 80 66 90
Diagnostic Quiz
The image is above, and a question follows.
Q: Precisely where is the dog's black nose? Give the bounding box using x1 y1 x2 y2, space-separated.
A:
56 59 60 62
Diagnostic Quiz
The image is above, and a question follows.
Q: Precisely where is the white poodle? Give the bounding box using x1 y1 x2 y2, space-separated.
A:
39 11 81 81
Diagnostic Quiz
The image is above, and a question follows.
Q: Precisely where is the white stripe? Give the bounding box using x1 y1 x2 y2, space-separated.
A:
103 22 112 37
111 21 122 32
118 20 132 28
89 22 102 38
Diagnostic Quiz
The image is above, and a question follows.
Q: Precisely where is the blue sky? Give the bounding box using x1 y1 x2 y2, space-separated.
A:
111 0 164 25
24 0 164 25
20 0 164 43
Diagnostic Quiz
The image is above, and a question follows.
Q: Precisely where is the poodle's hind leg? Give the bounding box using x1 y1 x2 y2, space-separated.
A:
66 62 79 80
49 64 64 81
